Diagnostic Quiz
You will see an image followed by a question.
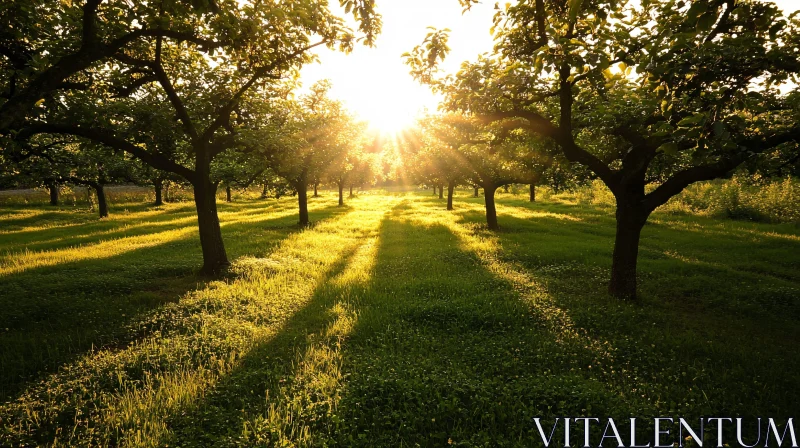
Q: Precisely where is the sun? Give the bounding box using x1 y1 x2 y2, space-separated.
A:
364 108 418 135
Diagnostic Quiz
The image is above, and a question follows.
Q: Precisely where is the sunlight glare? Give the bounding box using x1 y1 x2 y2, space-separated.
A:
299 0 496 135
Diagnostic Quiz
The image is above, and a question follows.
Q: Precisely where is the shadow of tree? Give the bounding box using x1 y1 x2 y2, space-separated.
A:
0 201 347 401
164 241 368 445
2 195 798 447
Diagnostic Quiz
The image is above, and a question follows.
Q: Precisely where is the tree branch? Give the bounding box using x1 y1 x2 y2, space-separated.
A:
644 127 800 210
17 122 197 182
200 40 329 143
153 62 199 142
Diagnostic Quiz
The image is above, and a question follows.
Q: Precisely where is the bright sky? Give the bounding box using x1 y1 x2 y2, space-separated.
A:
299 1 497 134
300 0 800 134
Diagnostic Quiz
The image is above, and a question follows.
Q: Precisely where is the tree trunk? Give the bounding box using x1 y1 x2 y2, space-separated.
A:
261 182 269 199
608 204 648 300
447 181 455 211
338 182 344 206
484 184 499 230
473 186 479 198
503 185 510 193
433 185 437 195
438 184 444 199
47 181 59 206
193 180 229 276
298 183 310 227
349 185 353 198
313 182 318 197
529 183 536 202
225 184 232 202
92 183 108 218
154 180 163 206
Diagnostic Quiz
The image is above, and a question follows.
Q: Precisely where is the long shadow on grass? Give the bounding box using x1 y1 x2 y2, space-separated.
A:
452 205 800 421
324 199 797 446
0 199 291 253
483 198 800 317
163 240 371 446
0 202 347 401
0 207 198 253
291 202 633 446
164 200 637 446
0 202 191 235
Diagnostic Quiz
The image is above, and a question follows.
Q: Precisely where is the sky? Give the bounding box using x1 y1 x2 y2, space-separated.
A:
299 0 800 134
299 0 498 133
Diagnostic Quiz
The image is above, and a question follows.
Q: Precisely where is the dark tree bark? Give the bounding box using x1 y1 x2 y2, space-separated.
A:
608 203 649 300
433 185 437 195
193 179 229 275
473 186 479 197
297 182 310 227
349 185 353 197
225 184 232 202
338 182 344 206
154 179 163 206
484 184 499 230
47 181 59 206
438 184 444 199
261 181 269 199
446 180 455 211
529 183 536 202
94 183 108 218
313 182 318 197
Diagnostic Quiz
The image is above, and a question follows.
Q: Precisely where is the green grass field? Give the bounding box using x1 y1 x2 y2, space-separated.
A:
0 191 798 446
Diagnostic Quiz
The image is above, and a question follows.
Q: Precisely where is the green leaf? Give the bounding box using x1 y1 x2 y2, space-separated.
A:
697 12 716 32
677 113 706 127
712 121 726 137
657 142 680 155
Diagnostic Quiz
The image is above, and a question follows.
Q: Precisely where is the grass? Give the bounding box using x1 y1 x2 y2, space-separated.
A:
0 190 798 446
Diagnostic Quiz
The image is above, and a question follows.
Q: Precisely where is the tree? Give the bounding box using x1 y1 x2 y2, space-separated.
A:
414 117 473 211
326 119 369 206
1 136 72 205
6 136 135 217
407 0 800 299
0 0 231 133
13 0 381 275
420 113 538 229
212 150 265 203
258 81 356 226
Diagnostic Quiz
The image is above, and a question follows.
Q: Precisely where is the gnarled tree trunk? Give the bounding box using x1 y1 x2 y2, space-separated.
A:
154 179 163 206
193 179 229 275
47 181 59 206
484 184 499 230
446 181 455 211
608 202 649 300
297 181 310 227
529 183 536 202
95 183 108 218
261 181 269 199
